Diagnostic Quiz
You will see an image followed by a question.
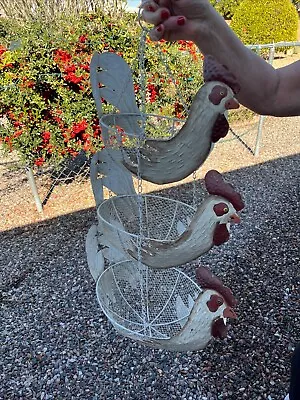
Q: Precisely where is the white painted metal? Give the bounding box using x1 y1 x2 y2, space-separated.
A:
96 261 233 351
123 81 234 184
97 194 238 269
96 261 202 342
90 148 136 207
90 52 143 140
87 45 239 351
144 289 229 351
90 51 236 185
85 225 105 281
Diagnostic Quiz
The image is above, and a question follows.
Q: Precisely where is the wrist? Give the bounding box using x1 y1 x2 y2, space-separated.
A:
189 4 217 44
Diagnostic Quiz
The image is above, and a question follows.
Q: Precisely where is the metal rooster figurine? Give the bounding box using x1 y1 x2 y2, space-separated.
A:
127 170 244 269
145 266 238 351
90 147 244 269
86 48 244 352
90 52 239 185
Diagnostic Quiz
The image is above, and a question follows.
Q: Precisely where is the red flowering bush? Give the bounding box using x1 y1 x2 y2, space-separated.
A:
0 12 204 167
130 37 204 122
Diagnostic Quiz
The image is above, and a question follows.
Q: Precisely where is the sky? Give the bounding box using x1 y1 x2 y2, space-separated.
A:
127 0 140 9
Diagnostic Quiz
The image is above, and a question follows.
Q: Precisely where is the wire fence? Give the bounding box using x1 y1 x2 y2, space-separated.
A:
1 41 300 212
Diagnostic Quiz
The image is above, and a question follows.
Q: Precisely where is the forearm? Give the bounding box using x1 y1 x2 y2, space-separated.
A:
193 5 280 115
143 0 300 116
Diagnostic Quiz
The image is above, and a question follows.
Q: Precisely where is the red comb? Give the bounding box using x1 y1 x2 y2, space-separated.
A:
196 266 237 308
205 170 245 211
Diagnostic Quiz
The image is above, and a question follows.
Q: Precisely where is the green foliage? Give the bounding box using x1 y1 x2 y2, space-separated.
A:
210 0 242 19
0 12 204 167
231 0 299 45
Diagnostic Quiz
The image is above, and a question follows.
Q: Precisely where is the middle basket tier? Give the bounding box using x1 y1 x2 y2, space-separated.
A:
97 194 237 269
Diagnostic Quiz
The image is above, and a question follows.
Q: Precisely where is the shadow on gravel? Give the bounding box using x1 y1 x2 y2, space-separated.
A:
1 153 299 400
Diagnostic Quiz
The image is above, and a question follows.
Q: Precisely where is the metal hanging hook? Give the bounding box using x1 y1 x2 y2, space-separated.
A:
137 0 152 33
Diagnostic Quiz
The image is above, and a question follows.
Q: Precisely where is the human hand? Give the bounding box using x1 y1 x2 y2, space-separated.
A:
140 0 213 42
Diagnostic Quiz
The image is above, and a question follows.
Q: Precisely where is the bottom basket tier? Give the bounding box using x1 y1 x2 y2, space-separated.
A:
96 260 202 342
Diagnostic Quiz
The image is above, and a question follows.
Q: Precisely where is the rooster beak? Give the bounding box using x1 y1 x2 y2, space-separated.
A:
225 98 239 110
230 213 241 224
223 307 237 319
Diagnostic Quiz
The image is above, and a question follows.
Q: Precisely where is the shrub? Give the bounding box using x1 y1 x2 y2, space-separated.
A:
0 0 127 22
210 0 242 19
231 0 299 45
0 12 204 167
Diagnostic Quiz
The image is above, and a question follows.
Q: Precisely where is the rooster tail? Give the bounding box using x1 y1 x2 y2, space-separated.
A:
90 148 136 206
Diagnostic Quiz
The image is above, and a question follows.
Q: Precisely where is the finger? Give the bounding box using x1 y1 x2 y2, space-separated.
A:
141 7 170 25
139 0 159 12
148 24 165 41
161 15 187 30
148 15 188 41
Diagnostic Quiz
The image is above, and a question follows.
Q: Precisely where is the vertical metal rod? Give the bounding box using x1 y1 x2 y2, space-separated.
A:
25 167 43 214
255 115 265 157
254 45 275 157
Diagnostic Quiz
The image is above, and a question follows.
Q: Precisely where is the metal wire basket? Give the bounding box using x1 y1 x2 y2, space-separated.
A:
97 194 197 259
99 112 184 149
96 260 202 341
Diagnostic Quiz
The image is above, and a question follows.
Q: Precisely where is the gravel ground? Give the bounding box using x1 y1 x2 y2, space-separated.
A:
1 115 299 400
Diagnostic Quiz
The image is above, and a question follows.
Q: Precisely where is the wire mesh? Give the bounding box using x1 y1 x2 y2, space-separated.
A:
97 194 198 248
99 112 185 162
39 152 91 205
96 260 202 340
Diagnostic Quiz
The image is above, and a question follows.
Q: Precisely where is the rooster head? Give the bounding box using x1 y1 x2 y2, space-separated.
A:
205 170 245 212
211 199 240 225
205 170 244 245
207 82 239 113
196 266 238 340
201 290 237 341
205 293 237 320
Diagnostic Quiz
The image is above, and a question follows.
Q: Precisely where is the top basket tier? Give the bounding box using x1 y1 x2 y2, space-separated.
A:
99 113 185 147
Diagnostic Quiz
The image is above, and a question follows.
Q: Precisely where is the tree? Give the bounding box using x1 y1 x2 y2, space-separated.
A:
0 0 127 21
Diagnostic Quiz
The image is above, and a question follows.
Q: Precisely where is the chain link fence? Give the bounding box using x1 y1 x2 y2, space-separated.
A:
1 41 300 213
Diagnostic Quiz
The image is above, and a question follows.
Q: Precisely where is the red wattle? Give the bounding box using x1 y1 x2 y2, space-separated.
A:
213 223 230 246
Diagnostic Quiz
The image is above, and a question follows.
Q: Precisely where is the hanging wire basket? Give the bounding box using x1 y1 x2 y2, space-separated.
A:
97 194 198 257
99 112 185 148
96 260 202 341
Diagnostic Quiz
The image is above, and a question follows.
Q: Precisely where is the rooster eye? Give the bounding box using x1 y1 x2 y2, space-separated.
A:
213 202 230 216
220 91 225 96
217 299 223 306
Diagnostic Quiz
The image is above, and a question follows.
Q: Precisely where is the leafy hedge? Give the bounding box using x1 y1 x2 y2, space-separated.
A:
231 0 299 45
0 12 203 167
210 0 242 19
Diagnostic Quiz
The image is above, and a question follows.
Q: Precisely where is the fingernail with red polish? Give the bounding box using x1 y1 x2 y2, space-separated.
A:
177 17 185 26
156 24 163 32
161 10 169 19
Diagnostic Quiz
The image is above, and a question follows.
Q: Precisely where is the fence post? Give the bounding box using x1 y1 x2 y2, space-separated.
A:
25 166 44 214
255 116 265 157
254 45 275 157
